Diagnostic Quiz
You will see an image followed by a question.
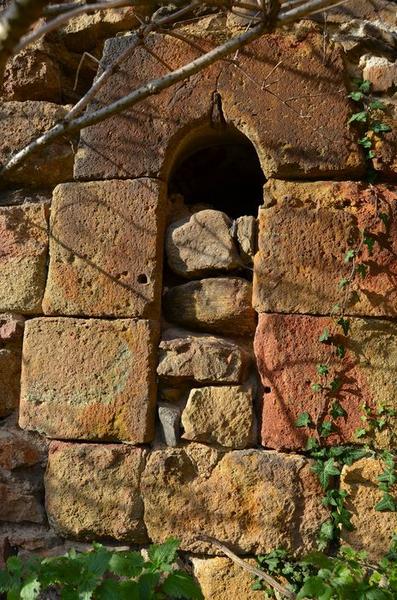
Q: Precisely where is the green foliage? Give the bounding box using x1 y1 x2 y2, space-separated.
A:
295 412 313 428
0 540 203 600
254 543 397 599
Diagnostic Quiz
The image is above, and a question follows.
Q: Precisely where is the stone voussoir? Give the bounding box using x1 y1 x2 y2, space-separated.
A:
157 331 251 384
164 278 257 336
0 203 48 315
141 445 328 555
45 442 148 542
254 180 397 317
19 317 159 443
74 30 364 181
255 313 397 451
43 179 166 319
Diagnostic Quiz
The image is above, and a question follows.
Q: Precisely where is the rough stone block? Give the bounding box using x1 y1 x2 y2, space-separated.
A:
0 480 45 524
192 557 265 600
0 204 48 314
0 101 74 187
46 442 148 542
166 210 240 278
255 313 397 451
19 317 159 443
75 30 363 181
361 56 397 92
43 180 166 319
164 278 256 336
181 386 254 448
157 332 250 384
0 314 24 417
236 216 257 264
158 402 181 448
253 180 397 317
341 458 397 560
141 445 328 554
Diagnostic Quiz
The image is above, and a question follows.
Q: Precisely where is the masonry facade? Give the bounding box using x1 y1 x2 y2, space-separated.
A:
1 1 397 596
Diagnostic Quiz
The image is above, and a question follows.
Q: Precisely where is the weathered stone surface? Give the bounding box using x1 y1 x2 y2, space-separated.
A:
166 210 240 278
158 402 181 447
0 102 74 187
75 30 363 181
236 216 256 264
255 314 397 451
0 189 51 207
361 56 397 92
0 480 45 524
1 43 61 102
0 524 60 568
254 180 397 317
157 332 250 384
46 442 148 542
371 105 397 178
43 180 166 319
164 278 256 336
141 445 328 554
192 557 265 600
0 204 48 314
341 458 397 560
0 314 24 417
0 422 45 471
19 317 159 443
56 7 146 52
318 0 396 25
182 386 254 448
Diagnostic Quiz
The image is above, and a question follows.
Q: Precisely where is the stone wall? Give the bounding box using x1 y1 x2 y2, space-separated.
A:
1 1 397 596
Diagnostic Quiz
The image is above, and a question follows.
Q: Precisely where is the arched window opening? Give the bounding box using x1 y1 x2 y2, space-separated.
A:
168 125 265 219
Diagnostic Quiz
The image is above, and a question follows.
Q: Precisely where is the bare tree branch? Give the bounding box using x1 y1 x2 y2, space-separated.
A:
14 0 147 54
278 0 349 23
2 16 268 175
0 0 48 82
66 0 198 120
197 535 296 599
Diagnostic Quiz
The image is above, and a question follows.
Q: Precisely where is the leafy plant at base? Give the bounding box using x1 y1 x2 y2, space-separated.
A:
0 539 203 600
253 540 397 599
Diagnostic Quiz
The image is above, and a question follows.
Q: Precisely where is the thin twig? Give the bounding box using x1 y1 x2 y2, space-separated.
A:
14 0 145 54
73 52 100 91
278 0 350 23
197 535 296 599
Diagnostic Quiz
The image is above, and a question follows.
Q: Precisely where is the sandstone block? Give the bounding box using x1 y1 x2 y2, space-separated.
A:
141 446 328 554
0 101 74 187
0 204 48 314
0 314 24 417
1 43 61 102
46 442 148 542
361 56 397 92
0 426 45 471
19 317 159 443
166 210 240 278
255 314 397 451
236 216 257 264
164 278 256 336
43 180 166 319
75 30 363 181
341 458 397 560
181 386 254 448
157 332 250 384
192 557 265 600
253 180 397 317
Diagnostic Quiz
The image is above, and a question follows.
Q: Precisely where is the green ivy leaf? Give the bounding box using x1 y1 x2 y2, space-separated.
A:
359 136 372 148
348 111 368 123
161 571 204 599
312 458 340 489
295 412 313 428
320 420 334 438
379 212 389 226
330 401 347 419
344 249 356 263
348 91 364 101
329 378 342 393
306 437 319 452
336 344 346 359
359 80 371 93
296 575 331 599
375 493 397 513
317 364 329 376
370 100 386 111
356 263 368 278
336 317 350 336
372 122 392 134
355 427 367 439
319 329 330 343
20 578 40 600
363 233 375 254
339 278 349 289
311 383 322 393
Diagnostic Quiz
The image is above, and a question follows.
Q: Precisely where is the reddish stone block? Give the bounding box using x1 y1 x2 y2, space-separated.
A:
255 314 397 451
0 314 24 417
254 181 397 317
19 317 159 443
43 179 166 319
